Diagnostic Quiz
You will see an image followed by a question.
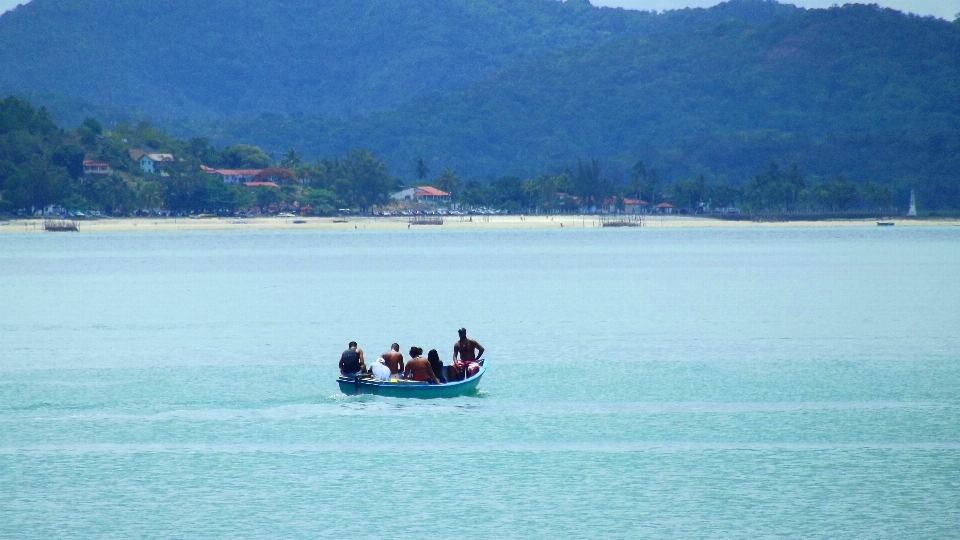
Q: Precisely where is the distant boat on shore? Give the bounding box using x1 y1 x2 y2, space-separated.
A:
877 221 894 226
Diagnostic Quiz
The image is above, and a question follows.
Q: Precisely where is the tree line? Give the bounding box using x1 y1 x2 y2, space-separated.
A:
420 157 898 215
0 97 402 216
0 95 922 218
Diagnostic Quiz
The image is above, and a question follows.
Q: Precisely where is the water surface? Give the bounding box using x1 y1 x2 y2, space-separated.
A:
2 226 958 538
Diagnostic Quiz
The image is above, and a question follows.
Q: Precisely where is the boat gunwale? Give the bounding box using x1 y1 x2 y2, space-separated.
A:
337 363 485 389
337 360 486 397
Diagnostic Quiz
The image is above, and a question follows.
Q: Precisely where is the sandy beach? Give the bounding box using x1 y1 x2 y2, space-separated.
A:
1 214 956 233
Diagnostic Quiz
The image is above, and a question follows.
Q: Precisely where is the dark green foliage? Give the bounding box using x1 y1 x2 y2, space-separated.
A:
280 148 301 170
0 95 401 215
314 149 399 211
415 157 430 181
84 174 135 215
707 183 742 209
744 161 805 211
77 118 102 147
0 96 71 209
5 0 766 120
51 144 84 179
572 158 610 208
810 176 859 211
1 1 959 210
669 176 707 211
301 188 343 215
219 145 272 169
179 3 959 210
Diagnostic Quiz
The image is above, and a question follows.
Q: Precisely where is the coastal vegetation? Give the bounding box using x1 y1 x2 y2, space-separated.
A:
0 95 924 217
198 4 959 210
0 96 399 215
0 0 958 214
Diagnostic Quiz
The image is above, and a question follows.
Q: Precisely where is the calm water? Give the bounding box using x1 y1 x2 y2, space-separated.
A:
1 225 959 538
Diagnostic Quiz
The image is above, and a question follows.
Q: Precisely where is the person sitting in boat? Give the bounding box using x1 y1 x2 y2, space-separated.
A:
370 357 392 381
381 343 404 376
427 349 446 383
403 346 440 384
339 341 366 378
450 328 483 379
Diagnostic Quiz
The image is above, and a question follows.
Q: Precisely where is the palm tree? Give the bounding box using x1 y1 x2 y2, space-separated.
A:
434 167 460 196
630 160 646 200
281 148 301 170
137 181 163 211
415 157 429 181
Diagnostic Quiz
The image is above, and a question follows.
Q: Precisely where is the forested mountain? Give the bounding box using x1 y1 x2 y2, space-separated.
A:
1 0 958 209
196 4 960 207
0 0 793 122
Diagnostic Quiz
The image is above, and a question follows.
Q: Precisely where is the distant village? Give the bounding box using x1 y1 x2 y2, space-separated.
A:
66 147 682 219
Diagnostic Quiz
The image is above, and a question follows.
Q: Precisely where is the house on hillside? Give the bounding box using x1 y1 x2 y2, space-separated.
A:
391 186 451 204
82 159 112 176
138 153 174 174
202 165 265 184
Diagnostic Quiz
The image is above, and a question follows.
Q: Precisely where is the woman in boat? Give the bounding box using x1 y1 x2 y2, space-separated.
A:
427 349 446 383
403 347 440 384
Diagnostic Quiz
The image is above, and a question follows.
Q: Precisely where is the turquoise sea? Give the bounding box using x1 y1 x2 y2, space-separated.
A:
1 225 959 538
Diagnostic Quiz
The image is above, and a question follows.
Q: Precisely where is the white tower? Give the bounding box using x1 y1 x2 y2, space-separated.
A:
907 189 917 217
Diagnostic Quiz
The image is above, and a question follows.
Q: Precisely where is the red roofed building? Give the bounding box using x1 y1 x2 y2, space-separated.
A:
391 186 452 204
622 197 648 214
654 202 674 214
82 159 111 176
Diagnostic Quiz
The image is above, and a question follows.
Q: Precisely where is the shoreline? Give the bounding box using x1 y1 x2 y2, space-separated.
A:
1 215 957 234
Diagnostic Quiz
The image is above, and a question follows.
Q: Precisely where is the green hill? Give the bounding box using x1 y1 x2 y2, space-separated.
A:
0 0 793 122
1 0 958 209
197 4 960 207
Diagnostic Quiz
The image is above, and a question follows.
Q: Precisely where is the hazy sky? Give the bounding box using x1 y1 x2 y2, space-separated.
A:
0 0 956 19
594 0 958 18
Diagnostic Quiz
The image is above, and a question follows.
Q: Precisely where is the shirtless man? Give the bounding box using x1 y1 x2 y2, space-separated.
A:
381 343 404 375
452 328 484 378
403 346 440 383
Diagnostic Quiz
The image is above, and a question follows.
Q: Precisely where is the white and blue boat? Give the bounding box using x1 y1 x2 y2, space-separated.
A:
337 359 486 399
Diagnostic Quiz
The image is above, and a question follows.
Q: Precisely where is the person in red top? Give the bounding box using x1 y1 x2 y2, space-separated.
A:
403 346 440 384
451 328 484 379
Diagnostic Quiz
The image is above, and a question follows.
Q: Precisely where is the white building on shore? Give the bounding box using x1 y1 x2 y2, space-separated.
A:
391 186 452 204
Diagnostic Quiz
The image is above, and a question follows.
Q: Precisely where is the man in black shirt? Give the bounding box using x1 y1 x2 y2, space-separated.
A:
339 341 366 377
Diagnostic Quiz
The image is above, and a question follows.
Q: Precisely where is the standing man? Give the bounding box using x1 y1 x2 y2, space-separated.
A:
339 341 366 378
381 343 404 376
452 328 484 378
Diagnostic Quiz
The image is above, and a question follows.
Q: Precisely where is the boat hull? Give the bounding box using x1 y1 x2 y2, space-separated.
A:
338 363 485 399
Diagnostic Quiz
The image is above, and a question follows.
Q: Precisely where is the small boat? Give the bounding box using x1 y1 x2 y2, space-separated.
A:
877 221 895 226
338 359 486 398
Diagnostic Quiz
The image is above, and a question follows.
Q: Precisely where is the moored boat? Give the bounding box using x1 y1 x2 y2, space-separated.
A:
338 359 486 398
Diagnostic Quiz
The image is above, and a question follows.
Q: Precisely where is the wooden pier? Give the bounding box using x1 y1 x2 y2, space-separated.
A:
409 215 443 225
599 214 644 227
43 219 79 232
